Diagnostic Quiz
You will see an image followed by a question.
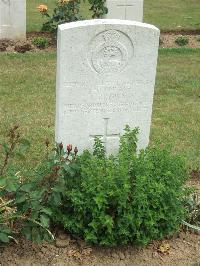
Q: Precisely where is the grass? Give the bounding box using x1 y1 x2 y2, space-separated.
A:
151 48 200 169
26 0 200 32
144 0 200 31
0 49 200 169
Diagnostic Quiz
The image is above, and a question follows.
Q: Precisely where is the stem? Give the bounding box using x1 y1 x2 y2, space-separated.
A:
182 220 200 231
0 152 9 176
3 214 55 241
0 127 19 176
0 199 14 209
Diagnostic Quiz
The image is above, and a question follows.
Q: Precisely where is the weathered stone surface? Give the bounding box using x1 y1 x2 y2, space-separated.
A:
104 0 143 21
56 19 160 154
0 0 26 40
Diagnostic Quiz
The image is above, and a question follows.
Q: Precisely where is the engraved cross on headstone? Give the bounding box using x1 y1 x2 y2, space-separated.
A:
90 118 120 153
117 0 134 19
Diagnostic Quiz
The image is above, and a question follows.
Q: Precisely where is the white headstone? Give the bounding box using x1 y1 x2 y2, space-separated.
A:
0 0 26 40
56 19 159 154
104 0 143 22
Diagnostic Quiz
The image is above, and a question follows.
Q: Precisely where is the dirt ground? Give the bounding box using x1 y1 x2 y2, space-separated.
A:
0 171 200 266
0 227 200 266
0 31 200 53
160 32 200 48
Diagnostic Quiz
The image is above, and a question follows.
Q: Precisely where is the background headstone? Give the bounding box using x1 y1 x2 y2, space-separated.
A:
104 0 143 22
56 20 159 154
0 0 26 40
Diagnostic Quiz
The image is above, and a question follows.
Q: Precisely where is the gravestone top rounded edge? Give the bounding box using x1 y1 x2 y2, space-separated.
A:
58 19 160 33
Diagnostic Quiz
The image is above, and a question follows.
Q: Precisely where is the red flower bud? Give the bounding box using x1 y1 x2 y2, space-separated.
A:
67 144 72 154
74 147 78 155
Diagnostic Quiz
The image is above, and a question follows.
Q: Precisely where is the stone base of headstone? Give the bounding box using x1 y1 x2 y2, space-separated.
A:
104 0 143 22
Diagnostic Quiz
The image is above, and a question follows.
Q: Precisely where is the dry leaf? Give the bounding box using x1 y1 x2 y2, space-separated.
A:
158 241 170 254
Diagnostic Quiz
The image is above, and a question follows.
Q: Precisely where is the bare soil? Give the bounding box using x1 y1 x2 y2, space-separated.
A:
0 229 200 266
0 31 200 53
160 33 200 48
0 32 55 53
0 172 200 266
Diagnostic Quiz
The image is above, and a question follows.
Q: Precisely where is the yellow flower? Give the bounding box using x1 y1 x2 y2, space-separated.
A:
37 4 48 13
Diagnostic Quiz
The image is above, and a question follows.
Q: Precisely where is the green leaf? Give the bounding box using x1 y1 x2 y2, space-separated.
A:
1 228 12 234
40 214 50 228
52 193 61 205
15 194 27 203
20 183 32 192
31 227 42 243
21 226 32 241
6 179 18 192
0 232 10 243
41 208 52 216
0 178 7 187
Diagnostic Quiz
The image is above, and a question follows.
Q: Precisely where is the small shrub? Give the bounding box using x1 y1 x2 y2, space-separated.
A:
38 1 82 33
37 0 108 33
0 126 54 244
0 125 30 243
196 36 200 42
88 0 108 18
175 36 189 46
53 126 189 246
0 126 191 246
32 37 49 49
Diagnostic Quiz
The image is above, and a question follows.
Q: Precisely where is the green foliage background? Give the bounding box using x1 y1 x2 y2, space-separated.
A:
39 0 107 32
53 127 189 246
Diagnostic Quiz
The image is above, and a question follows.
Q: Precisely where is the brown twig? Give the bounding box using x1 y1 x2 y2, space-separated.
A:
0 125 20 176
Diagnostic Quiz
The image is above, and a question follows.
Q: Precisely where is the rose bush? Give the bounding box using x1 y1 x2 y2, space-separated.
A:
38 0 108 33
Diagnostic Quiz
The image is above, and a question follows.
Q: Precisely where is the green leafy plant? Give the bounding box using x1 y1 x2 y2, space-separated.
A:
175 36 189 46
0 125 192 246
0 125 30 243
53 126 189 246
88 0 108 18
0 126 55 244
38 0 108 32
14 142 79 243
32 37 49 49
38 0 82 33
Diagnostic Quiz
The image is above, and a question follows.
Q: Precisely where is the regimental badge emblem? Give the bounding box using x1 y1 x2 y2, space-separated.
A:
88 30 134 74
